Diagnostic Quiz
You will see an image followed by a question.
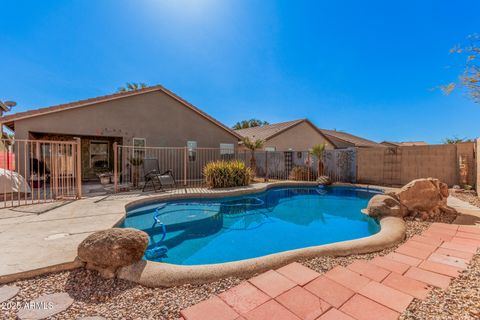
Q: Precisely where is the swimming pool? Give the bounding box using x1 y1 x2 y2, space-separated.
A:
122 186 382 265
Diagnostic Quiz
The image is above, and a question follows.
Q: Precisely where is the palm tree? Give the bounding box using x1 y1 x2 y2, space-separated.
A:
242 137 264 174
310 143 326 176
233 119 269 130
117 82 148 93
443 136 470 144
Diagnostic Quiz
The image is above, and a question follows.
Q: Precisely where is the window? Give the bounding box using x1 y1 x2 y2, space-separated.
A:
90 141 109 169
297 151 303 159
187 141 197 161
133 138 146 158
220 143 234 155
264 147 276 152
220 143 234 160
133 138 146 148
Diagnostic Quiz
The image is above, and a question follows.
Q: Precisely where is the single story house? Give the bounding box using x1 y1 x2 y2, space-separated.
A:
235 119 383 151
235 119 336 152
0 85 241 181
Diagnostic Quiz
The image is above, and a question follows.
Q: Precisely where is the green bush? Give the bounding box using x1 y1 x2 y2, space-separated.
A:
203 160 253 188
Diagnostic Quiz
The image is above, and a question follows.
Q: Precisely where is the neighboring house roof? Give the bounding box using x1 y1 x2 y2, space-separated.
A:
235 119 305 141
381 141 428 147
234 119 335 146
0 85 242 139
319 129 383 148
234 119 381 149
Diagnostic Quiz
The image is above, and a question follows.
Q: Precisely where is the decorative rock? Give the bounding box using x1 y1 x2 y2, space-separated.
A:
78 228 149 278
77 317 107 320
17 292 73 320
317 176 332 185
366 195 407 218
364 178 457 221
0 285 19 303
396 178 448 212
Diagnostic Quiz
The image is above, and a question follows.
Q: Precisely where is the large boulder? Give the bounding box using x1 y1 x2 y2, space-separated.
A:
366 194 407 218
396 178 448 212
364 178 457 221
78 228 149 278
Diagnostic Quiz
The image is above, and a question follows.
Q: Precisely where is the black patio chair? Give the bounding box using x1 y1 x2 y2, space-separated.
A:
142 158 176 192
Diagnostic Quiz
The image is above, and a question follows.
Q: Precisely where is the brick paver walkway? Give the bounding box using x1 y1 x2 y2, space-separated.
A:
179 223 480 320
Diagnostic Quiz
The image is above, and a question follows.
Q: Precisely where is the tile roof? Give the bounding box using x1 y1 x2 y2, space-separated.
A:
0 85 242 139
234 119 305 141
235 119 382 148
319 129 382 148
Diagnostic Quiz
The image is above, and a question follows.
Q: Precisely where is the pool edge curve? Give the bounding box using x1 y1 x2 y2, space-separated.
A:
117 182 406 287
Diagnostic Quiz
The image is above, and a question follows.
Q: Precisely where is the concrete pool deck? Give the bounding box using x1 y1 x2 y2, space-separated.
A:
0 182 307 283
0 183 479 284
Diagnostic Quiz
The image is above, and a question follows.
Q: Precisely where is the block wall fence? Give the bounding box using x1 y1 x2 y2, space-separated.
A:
356 142 476 188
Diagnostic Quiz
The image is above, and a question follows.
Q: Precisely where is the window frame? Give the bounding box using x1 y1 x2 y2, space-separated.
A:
220 143 235 155
133 138 146 148
187 140 197 161
132 138 146 159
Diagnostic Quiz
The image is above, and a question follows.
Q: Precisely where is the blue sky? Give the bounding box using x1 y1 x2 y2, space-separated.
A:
0 0 478 143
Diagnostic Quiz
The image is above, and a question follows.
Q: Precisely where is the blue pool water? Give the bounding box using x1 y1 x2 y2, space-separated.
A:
121 186 382 265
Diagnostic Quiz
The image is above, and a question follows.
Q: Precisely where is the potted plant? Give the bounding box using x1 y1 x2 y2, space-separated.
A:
97 172 113 185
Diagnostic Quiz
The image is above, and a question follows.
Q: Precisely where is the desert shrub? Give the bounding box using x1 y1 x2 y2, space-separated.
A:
204 160 253 188
288 166 312 181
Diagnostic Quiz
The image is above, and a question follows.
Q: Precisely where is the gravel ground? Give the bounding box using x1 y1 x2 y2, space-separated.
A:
1 211 469 320
302 220 430 272
401 251 480 320
4 272 242 319
2 221 432 320
451 191 480 208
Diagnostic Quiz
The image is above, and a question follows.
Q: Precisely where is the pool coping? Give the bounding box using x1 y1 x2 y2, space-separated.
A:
117 182 406 287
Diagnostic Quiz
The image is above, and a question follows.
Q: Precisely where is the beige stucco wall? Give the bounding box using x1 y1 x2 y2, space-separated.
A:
357 142 476 187
13 90 238 148
242 122 334 152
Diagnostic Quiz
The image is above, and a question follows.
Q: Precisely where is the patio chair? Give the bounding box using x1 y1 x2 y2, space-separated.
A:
142 158 176 192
